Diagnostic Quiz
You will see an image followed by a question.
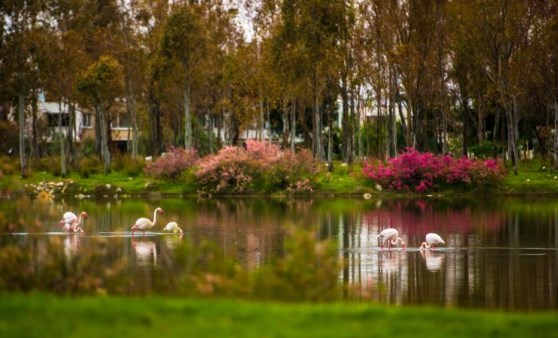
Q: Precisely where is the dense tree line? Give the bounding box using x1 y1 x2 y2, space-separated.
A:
1 0 557 176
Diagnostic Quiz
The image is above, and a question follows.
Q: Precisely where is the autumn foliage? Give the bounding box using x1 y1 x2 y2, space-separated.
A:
363 148 507 193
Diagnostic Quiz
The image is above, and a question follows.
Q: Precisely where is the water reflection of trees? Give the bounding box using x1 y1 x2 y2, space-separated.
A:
341 199 558 310
0 197 557 309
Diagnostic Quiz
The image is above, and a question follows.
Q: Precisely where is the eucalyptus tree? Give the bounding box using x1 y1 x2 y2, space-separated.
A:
77 55 125 173
1 0 51 176
161 4 206 150
271 0 345 161
115 0 144 159
451 0 531 174
133 0 170 158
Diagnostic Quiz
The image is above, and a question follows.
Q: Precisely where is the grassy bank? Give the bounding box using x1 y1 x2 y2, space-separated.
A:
2 158 558 197
0 294 556 338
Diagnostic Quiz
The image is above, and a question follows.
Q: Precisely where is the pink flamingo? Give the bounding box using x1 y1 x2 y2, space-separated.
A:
58 211 88 233
163 221 183 235
377 228 406 250
419 233 445 250
131 207 163 237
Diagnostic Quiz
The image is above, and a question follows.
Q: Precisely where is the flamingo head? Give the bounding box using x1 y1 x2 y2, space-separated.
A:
156 207 163 215
80 212 88 219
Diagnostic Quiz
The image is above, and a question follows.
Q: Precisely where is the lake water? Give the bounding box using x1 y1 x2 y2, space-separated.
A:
0 195 556 311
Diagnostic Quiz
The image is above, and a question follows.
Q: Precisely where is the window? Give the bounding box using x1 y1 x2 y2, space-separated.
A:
113 112 130 128
82 113 93 127
47 113 69 127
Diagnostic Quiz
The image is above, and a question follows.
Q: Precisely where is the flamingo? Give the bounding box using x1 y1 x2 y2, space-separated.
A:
58 211 88 233
419 233 445 250
377 228 406 250
131 207 163 237
163 221 183 235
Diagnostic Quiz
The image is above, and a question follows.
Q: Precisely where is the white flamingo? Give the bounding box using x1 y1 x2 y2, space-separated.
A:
58 211 88 233
419 233 445 250
131 207 163 237
163 221 183 235
377 228 406 250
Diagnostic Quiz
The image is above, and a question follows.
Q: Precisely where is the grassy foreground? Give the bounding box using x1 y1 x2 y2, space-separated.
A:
0 294 557 338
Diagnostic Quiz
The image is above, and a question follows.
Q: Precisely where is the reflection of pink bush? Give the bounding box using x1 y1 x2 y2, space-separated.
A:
361 199 505 237
363 148 506 193
144 147 198 179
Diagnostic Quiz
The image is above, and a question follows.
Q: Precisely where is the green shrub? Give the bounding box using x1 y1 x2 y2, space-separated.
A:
112 154 146 177
76 156 103 178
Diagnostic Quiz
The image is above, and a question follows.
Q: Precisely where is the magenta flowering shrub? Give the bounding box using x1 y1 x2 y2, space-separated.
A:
195 140 317 194
363 148 506 193
144 147 198 179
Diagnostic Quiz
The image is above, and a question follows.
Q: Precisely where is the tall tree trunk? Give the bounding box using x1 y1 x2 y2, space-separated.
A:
58 101 67 177
282 98 289 148
149 85 162 158
312 68 323 161
184 75 192 149
341 73 349 162
554 95 558 168
67 101 75 165
348 86 355 165
388 69 397 158
31 91 38 159
290 99 296 152
98 99 110 174
206 109 213 154
327 101 333 172
463 98 469 157
18 90 27 177
125 79 138 159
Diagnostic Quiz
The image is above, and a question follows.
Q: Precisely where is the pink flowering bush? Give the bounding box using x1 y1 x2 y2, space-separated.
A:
144 147 198 179
363 148 506 193
195 140 317 194
196 146 256 194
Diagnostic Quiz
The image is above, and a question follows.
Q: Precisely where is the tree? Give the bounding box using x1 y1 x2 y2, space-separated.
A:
161 5 206 150
1 0 50 176
77 55 124 173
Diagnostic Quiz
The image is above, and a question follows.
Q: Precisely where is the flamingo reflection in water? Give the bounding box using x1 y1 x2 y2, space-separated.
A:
132 239 158 268
420 249 445 272
63 234 81 262
378 251 403 274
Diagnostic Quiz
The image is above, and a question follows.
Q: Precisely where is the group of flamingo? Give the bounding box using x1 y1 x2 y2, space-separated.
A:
376 228 445 250
58 207 183 236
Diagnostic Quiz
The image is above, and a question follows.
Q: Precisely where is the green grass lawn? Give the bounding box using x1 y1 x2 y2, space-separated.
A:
0 294 556 338
4 157 558 197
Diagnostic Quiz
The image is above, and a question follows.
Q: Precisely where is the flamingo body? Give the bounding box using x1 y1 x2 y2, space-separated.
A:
377 228 406 250
132 207 163 236
163 221 183 235
420 233 445 250
59 211 88 233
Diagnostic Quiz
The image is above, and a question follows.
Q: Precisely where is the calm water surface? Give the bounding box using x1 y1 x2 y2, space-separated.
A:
0 195 556 311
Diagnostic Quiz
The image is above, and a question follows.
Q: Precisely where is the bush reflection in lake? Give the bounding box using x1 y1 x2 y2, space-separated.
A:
0 196 556 311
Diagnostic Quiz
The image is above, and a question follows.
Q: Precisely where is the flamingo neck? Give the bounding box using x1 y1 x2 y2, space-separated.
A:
419 242 430 250
152 209 159 226
77 215 83 226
